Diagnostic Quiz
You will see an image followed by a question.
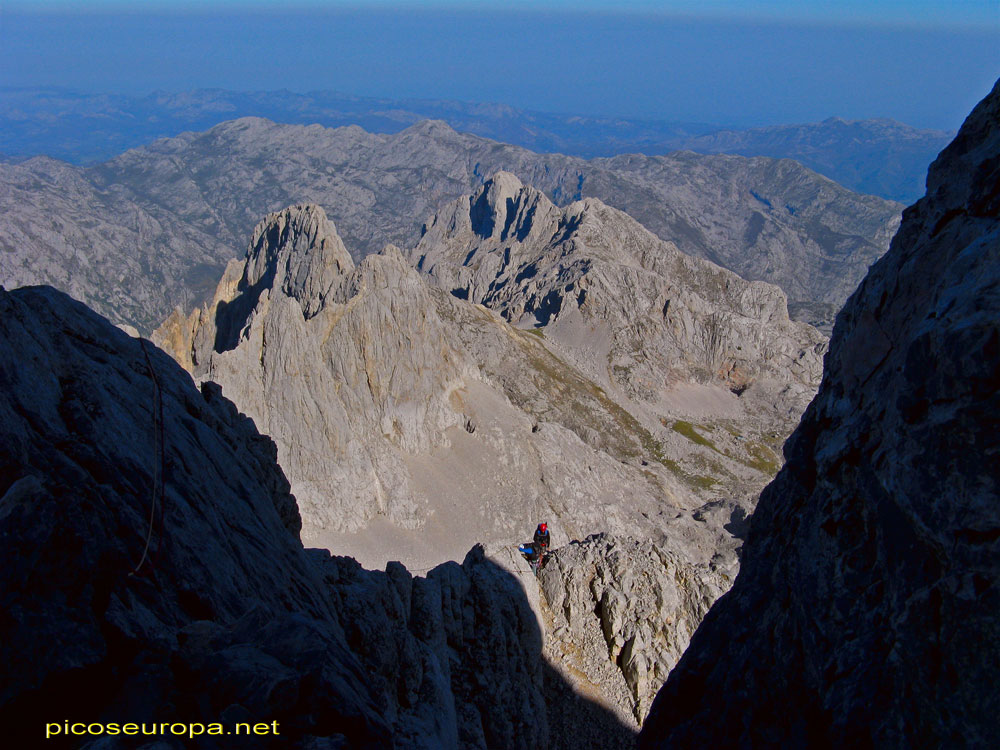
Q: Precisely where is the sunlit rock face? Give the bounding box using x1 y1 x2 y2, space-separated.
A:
157 204 475 536
0 116 901 333
639 80 1000 748
155 191 825 573
412 171 825 401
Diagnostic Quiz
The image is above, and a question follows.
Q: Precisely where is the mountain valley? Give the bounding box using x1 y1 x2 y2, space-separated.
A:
0 64 995 749
154 173 824 572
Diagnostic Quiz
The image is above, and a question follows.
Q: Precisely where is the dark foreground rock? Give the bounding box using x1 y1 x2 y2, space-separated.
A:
0 285 634 749
638 80 1000 748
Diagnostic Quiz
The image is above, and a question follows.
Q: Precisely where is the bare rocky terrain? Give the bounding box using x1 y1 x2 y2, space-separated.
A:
155 184 823 573
2 82 994 747
0 283 642 747
1 116 901 333
0 282 754 743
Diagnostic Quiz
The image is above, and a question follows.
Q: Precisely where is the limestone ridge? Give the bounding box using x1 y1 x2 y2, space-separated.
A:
1 117 901 332
638 80 1000 747
158 204 472 533
0 284 640 748
413 171 827 403
157 201 683 549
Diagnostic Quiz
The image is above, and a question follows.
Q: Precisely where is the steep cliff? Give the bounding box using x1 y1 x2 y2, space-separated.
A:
639 80 1000 749
412 171 825 401
157 205 473 536
0 284 639 749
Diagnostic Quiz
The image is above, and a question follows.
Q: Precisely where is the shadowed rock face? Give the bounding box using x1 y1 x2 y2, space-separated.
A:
639 80 1000 748
0 284 638 749
0 285 388 747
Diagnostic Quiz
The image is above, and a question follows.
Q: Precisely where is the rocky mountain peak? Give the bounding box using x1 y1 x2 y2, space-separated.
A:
413 172 826 402
156 185 821 571
155 204 476 535
442 170 559 246
243 204 354 319
2 116 901 333
400 118 459 139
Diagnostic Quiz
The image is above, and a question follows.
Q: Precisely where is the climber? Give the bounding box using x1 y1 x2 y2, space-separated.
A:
518 542 542 563
534 522 550 553
517 541 547 577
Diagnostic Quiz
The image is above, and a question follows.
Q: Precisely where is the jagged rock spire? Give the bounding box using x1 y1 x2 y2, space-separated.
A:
412 170 826 401
243 204 354 319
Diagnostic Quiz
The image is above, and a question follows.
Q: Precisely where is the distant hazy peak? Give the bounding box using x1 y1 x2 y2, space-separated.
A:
399 118 459 138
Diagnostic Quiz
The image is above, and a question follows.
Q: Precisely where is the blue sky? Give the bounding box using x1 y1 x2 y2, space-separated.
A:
2 1 997 129
8 1 1000 29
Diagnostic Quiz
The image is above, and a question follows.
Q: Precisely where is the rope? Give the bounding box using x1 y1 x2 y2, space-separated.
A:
130 338 166 578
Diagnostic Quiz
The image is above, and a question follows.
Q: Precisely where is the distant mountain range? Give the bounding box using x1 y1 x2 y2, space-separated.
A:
0 87 951 203
0 117 900 333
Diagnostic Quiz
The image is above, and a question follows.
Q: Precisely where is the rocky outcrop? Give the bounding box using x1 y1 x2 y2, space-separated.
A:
412 171 826 402
0 284 638 749
156 196 820 572
639 80 1000 748
157 205 473 535
0 116 900 332
539 534 731 725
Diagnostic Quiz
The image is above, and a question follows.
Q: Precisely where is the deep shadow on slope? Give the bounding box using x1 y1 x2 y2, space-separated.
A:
638 80 1000 749
314 546 638 750
0 285 636 749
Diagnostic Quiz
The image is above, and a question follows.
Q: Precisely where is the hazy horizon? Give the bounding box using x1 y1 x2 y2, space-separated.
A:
1 3 997 131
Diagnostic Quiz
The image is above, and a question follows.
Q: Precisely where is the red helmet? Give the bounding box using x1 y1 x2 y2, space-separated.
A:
539 523 547 533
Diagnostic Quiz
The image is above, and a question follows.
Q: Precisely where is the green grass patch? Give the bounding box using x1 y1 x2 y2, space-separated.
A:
670 420 719 452
743 441 781 475
508 330 730 494
688 474 717 490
